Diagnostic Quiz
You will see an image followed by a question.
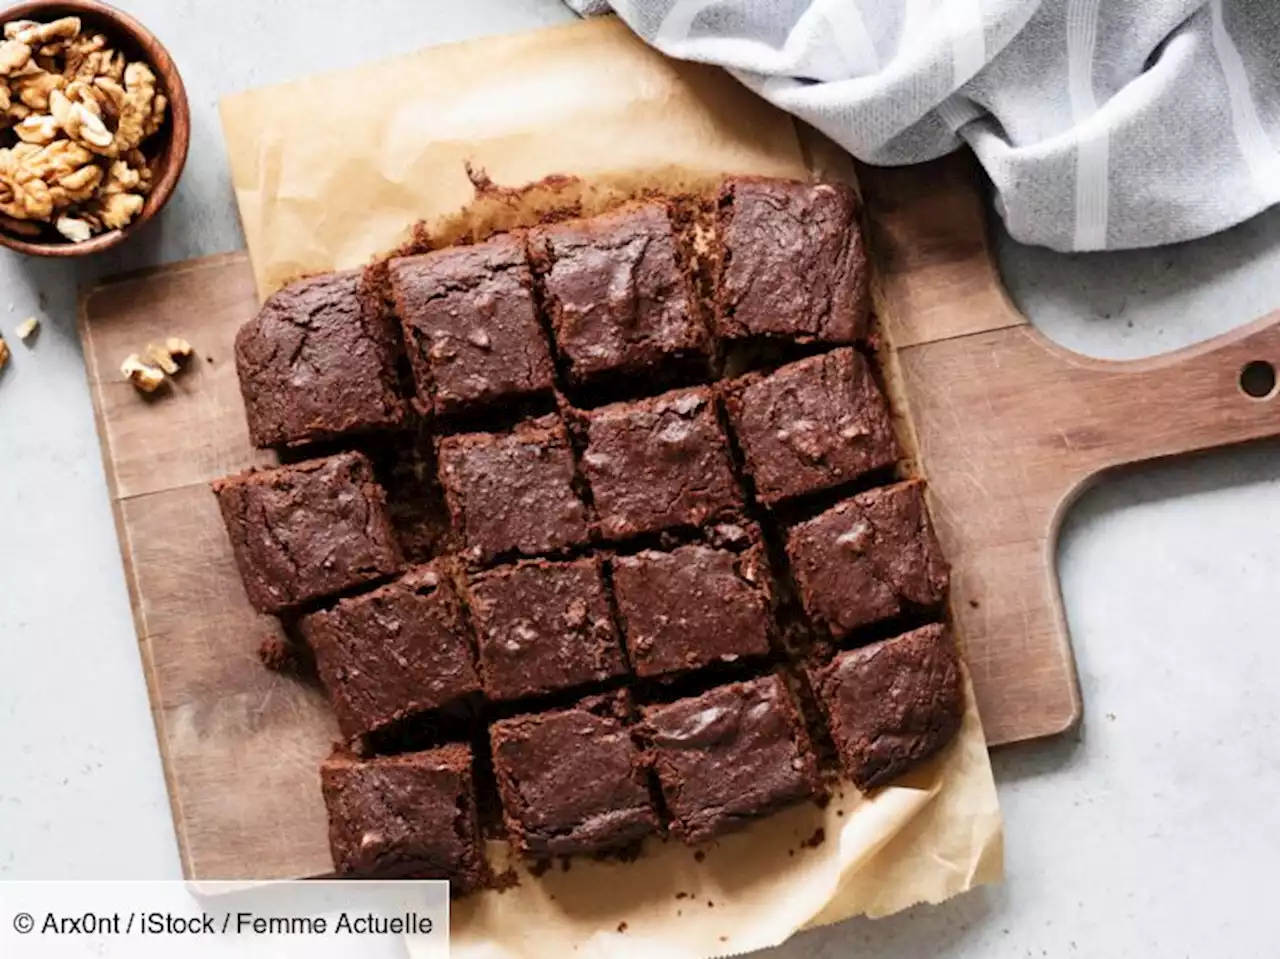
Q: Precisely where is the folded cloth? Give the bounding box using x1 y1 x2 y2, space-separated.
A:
566 0 1280 252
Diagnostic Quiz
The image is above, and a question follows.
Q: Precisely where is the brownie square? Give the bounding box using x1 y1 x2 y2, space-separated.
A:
639 675 819 844
612 542 773 679
529 202 709 386
785 481 949 638
579 387 742 540
490 691 658 858
808 624 964 790
300 564 480 741
391 234 556 418
321 744 487 893
723 348 898 505
714 177 869 344
212 451 402 614
466 556 625 703
234 271 404 448
438 414 590 565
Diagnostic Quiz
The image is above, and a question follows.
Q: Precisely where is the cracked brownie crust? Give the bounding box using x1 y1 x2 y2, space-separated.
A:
490 691 657 858
808 624 964 790
213 451 402 614
392 235 556 418
235 271 405 448
714 177 869 344
529 202 710 386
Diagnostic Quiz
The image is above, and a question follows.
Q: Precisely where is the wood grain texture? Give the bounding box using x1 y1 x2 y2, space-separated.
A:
78 160 1280 878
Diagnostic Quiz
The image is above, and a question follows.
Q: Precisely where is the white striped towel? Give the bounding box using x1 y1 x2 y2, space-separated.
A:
566 0 1280 252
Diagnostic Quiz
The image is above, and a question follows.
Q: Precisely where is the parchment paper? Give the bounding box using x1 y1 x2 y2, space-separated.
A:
219 17 1003 957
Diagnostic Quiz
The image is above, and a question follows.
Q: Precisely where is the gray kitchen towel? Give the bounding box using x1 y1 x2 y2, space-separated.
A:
566 0 1280 252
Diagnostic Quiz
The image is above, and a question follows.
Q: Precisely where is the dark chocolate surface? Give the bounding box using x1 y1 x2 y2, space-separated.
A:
322 744 487 893
724 348 898 505
639 675 819 844
612 542 773 679
715 177 869 344
234 271 404 448
467 556 625 703
213 451 402 614
301 564 480 741
391 235 556 417
808 624 963 790
490 692 657 858
786 481 950 637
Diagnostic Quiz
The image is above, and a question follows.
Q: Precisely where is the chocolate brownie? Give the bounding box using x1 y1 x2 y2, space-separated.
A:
391 234 555 418
714 177 869 344
638 675 819 844
300 564 480 741
212 452 402 614
808 624 964 790
466 556 625 702
579 387 742 540
490 691 658 858
612 542 773 679
785 480 949 638
723 348 898 505
437 414 590 565
234 271 404 448
529 202 710 386
321 744 487 893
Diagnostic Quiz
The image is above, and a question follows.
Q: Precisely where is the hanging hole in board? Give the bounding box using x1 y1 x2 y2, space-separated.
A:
1239 360 1277 400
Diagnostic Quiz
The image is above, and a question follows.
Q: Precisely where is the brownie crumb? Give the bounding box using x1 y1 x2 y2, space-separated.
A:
560 857 572 873
257 635 297 673
836 809 845 817
801 827 826 850
815 793 832 810
675 891 689 900
693 850 706 863
529 859 553 878
707 901 714 908
969 599 981 609
491 868 520 893
617 922 628 934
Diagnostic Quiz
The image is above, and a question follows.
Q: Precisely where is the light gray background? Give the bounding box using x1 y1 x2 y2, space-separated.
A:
2 3 1278 957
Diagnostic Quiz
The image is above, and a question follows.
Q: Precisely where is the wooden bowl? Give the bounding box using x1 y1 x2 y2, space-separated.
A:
0 0 190 257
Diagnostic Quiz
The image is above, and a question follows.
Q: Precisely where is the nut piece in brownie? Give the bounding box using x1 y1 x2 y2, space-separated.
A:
490 691 658 858
808 624 964 790
786 480 949 638
612 541 773 679
438 414 590 565
234 271 404 448
212 451 402 614
529 202 710 387
322 744 488 893
391 234 555 418
638 674 819 844
466 556 625 702
578 386 742 540
300 564 480 741
714 177 869 344
723 348 898 505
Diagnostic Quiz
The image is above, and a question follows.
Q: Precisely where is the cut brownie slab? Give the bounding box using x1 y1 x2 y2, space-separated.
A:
785 480 949 638
322 744 487 893
723 348 898 505
490 691 658 858
212 451 402 614
466 556 625 703
529 202 710 387
438 414 590 565
300 564 480 741
391 234 556 418
808 624 964 790
638 675 819 844
579 386 742 540
714 177 869 344
234 271 404 448
612 542 773 679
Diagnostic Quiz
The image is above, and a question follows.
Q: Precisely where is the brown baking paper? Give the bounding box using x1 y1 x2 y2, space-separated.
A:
219 16 1002 957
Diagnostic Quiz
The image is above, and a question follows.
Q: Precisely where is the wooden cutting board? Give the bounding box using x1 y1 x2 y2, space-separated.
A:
79 164 1280 881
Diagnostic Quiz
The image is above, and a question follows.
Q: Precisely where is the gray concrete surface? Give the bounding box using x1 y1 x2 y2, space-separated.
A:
1 2 1278 956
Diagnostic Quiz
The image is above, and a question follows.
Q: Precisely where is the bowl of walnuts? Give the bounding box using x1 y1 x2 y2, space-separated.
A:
0 0 189 256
